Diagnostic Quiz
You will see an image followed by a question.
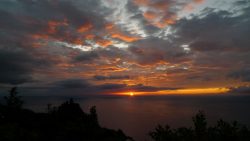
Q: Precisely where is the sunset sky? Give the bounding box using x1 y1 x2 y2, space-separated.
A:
0 0 250 95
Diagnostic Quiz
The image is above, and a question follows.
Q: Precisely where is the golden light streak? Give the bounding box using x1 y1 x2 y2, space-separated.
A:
157 87 230 95
114 87 230 96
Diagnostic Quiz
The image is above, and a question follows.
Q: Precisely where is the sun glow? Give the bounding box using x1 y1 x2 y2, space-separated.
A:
129 92 134 96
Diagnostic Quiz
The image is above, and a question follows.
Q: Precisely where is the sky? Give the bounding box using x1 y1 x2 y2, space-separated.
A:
0 0 250 95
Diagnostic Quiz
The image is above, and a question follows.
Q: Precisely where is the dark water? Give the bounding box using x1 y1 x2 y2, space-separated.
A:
18 95 250 141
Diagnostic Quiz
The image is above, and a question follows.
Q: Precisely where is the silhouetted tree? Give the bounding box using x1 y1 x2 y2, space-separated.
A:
57 98 84 117
175 127 194 141
90 106 99 127
192 111 207 140
149 125 173 141
4 87 23 109
149 111 250 141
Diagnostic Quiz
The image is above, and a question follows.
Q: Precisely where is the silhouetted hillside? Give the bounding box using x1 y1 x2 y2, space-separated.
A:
0 87 133 141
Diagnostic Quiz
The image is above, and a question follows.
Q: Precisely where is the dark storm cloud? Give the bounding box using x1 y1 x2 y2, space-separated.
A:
228 69 250 82
51 79 176 95
229 86 250 94
15 0 103 26
128 37 191 65
97 83 127 90
94 75 130 81
175 6 250 52
0 0 107 85
54 79 91 89
74 51 99 62
0 0 107 46
0 47 46 85
96 83 177 93
168 3 250 83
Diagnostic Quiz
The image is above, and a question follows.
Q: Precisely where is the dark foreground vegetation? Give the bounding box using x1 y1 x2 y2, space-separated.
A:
149 111 250 141
0 87 133 141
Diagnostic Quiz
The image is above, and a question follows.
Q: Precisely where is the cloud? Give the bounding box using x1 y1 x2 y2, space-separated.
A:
0 47 48 85
74 51 99 62
0 0 250 89
94 75 130 81
128 37 191 65
175 7 250 52
228 69 250 82
111 33 141 42
54 79 91 89
193 0 204 4
96 83 176 93
97 83 127 90
165 4 250 85
50 78 176 95
229 86 250 94
77 22 93 33
95 38 113 47
130 0 205 28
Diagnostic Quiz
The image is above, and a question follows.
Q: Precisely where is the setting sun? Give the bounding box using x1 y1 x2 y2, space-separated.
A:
130 92 134 96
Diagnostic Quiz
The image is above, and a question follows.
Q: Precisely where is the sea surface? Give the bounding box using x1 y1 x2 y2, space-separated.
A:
7 94 250 141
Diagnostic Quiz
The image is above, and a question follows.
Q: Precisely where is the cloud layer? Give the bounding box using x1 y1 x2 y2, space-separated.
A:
0 0 250 94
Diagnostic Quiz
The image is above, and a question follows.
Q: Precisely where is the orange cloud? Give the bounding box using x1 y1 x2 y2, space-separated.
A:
133 0 176 28
84 34 95 40
183 0 204 12
133 0 149 6
77 22 93 33
163 14 177 24
96 39 113 47
193 0 204 4
72 38 84 45
31 42 47 48
111 33 140 42
184 4 195 11
105 23 115 30
150 1 169 10
31 34 49 40
101 67 128 72
47 19 68 34
104 22 140 42
143 11 158 21
134 0 169 10
153 14 177 28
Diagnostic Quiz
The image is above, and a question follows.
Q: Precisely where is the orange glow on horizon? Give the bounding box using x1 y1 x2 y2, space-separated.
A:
114 87 230 96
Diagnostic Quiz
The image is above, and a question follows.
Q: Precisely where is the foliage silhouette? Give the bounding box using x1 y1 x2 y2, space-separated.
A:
149 111 250 141
4 87 23 109
0 87 133 141
193 111 207 140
